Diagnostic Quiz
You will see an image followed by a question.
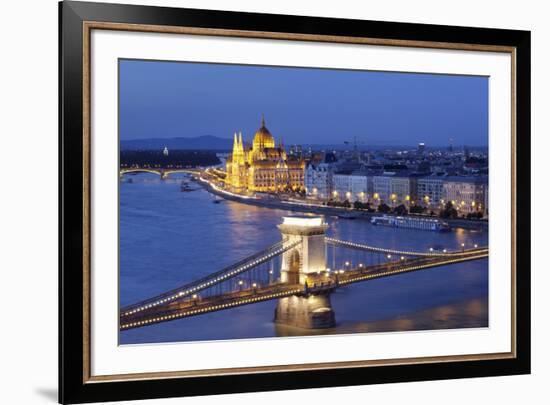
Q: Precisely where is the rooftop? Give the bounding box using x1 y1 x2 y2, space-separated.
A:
281 216 326 227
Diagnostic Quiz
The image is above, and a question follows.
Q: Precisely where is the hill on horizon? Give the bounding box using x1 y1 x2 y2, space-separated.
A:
120 135 233 151
120 135 488 152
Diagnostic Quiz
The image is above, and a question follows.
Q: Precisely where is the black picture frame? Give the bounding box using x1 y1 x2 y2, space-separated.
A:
59 1 531 403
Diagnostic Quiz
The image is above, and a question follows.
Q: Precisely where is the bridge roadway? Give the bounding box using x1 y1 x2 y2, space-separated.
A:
120 247 488 331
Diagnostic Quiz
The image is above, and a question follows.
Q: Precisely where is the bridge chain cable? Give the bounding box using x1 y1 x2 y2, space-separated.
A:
121 238 301 317
338 252 489 287
120 287 304 330
325 237 487 258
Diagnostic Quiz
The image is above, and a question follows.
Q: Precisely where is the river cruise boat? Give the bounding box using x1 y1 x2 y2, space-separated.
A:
370 215 450 232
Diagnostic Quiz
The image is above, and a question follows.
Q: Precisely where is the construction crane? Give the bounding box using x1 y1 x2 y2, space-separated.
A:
343 136 366 162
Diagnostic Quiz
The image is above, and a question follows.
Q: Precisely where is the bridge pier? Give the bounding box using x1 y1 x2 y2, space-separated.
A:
274 216 335 329
274 293 335 329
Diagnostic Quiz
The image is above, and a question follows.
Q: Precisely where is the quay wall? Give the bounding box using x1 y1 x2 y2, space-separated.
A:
196 177 488 231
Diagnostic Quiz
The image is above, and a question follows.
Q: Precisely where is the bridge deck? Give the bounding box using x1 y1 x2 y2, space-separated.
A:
120 248 488 330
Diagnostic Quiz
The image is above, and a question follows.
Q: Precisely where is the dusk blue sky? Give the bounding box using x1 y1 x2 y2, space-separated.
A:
119 59 488 147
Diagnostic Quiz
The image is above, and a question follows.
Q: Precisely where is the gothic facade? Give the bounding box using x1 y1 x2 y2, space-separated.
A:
225 116 305 192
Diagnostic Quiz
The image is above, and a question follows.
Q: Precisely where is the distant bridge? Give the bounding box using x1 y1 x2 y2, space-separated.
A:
120 216 488 330
120 167 201 179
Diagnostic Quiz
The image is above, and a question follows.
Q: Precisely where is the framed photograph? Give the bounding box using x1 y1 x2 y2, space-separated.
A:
59 1 530 403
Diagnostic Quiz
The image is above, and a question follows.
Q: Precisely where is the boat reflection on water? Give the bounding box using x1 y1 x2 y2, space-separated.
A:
275 297 488 337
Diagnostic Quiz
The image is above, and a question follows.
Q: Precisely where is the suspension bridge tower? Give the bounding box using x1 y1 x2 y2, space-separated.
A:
275 216 335 329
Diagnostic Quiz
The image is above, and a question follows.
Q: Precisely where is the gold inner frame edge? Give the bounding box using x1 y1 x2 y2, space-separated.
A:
81 20 517 384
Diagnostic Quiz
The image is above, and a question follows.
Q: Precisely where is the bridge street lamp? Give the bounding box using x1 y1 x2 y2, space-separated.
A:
325 268 331 281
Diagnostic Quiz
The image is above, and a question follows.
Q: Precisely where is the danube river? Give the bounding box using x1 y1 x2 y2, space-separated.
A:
120 174 488 345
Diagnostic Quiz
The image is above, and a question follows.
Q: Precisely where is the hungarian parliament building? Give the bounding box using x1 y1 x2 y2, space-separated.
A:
225 116 305 192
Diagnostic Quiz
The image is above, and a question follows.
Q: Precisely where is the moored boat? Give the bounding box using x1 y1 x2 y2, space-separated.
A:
180 180 194 192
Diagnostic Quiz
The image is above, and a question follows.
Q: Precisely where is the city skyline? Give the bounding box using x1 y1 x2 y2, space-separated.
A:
119 59 489 146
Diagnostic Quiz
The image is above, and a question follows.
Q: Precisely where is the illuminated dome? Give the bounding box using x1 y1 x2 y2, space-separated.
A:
252 115 275 150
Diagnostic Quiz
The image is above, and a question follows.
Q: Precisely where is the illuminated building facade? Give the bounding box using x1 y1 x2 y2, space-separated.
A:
442 176 487 214
225 116 305 192
305 163 334 200
372 173 412 206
